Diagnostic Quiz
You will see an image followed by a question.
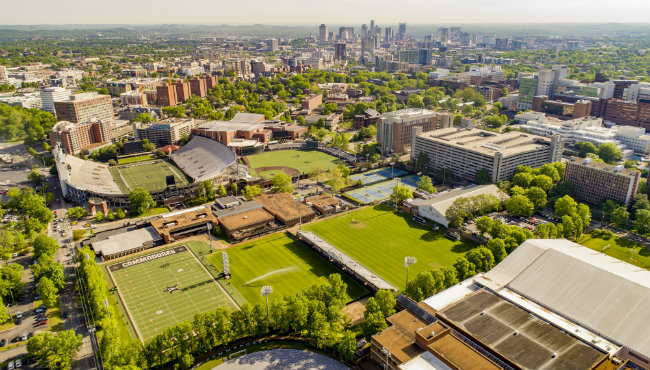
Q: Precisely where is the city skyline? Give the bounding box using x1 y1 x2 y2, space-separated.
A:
0 0 649 25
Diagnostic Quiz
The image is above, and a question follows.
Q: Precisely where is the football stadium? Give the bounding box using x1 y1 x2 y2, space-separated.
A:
54 136 240 206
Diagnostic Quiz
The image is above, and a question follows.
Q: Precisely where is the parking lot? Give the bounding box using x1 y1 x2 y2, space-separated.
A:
464 212 554 236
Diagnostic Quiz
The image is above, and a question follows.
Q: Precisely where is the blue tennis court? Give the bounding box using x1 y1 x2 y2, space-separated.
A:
349 167 409 185
344 175 420 204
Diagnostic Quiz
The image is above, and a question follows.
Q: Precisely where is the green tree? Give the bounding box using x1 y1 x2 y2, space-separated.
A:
598 142 622 163
632 194 650 217
453 256 476 280
230 183 239 195
575 141 598 157
0 297 8 324
562 215 575 238
539 163 561 182
242 185 263 200
475 216 494 236
465 247 495 272
36 276 58 308
486 239 507 262
506 195 534 217
106 209 115 221
28 170 43 185
217 184 227 197
391 184 413 205
115 208 125 219
416 175 436 194
525 187 547 210
554 195 578 217
634 209 650 234
512 172 533 188
531 175 553 192
611 206 630 228
414 151 429 172
95 211 104 222
374 290 396 318
129 188 156 215
362 297 387 341
133 113 154 123
27 331 83 370
141 139 155 152
271 172 294 193
33 234 59 258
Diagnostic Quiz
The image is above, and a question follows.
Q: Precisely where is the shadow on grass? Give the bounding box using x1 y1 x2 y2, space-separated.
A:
639 245 650 257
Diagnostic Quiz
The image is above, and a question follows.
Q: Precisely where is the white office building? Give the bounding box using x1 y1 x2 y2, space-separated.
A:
40 87 71 115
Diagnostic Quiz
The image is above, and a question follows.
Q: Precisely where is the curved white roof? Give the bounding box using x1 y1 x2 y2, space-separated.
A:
478 239 650 358
170 136 236 182
58 151 122 195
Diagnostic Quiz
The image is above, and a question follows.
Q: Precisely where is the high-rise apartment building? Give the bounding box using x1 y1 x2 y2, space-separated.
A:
517 73 538 110
174 81 191 103
54 92 114 126
189 77 207 98
133 118 196 146
385 27 393 42
39 87 71 115
49 119 112 155
156 84 177 107
411 128 562 183
495 37 509 50
319 24 328 42
398 22 406 40
334 43 347 60
377 108 452 154
564 156 640 206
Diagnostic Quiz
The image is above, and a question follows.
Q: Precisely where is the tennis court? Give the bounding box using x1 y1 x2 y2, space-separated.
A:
349 167 409 185
344 175 420 204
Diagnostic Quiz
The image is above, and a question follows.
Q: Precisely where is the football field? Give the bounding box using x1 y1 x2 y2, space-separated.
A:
110 159 189 193
108 246 238 342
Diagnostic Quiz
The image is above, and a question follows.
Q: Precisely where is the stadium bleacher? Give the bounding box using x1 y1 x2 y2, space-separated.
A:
171 136 237 182
59 152 122 194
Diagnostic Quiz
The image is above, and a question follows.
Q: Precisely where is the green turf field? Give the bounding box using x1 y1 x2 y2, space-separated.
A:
303 204 477 290
108 246 238 342
118 154 155 164
209 233 368 305
245 149 341 178
578 234 650 270
110 159 189 193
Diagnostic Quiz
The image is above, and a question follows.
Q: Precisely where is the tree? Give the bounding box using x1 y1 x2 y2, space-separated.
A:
115 208 125 219
600 199 620 221
510 185 525 196
486 239 507 263
562 215 575 238
475 216 493 236
634 209 650 234
325 168 347 195
512 172 533 188
271 172 294 193
417 175 436 194
33 234 59 259
336 330 357 362
133 113 154 123
575 141 598 157
374 290 396 318
531 175 553 192
217 184 227 197
0 263 25 300
29 170 43 185
32 260 65 290
106 209 115 221
474 168 492 184
525 187 547 210
391 184 413 205
576 203 591 225
27 331 82 370
67 207 87 219
453 257 476 280
539 163 561 182
362 297 387 341
598 142 622 163
141 139 155 152
611 206 630 228
0 297 8 324
506 195 534 217
414 152 429 172
632 194 650 217
554 195 578 217
129 188 155 215
36 277 58 308
230 183 239 195
242 185 262 200
466 247 495 272
95 211 104 222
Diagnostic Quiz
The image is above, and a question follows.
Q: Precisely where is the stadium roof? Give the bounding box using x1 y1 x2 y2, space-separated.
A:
58 151 122 195
230 112 265 123
170 136 236 182
195 120 265 132
476 239 650 358
91 227 161 257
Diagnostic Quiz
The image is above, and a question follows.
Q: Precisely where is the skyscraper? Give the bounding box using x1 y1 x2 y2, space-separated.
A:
398 22 406 40
319 24 328 42
334 43 347 60
385 27 393 42
370 20 375 31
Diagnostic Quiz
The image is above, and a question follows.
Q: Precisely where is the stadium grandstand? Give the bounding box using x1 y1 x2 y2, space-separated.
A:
171 136 237 182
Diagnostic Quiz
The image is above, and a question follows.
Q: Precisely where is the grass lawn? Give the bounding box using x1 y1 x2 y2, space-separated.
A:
107 245 237 342
32 299 63 332
578 234 650 270
118 154 155 164
209 233 368 306
110 159 190 193
303 204 477 290
245 149 341 177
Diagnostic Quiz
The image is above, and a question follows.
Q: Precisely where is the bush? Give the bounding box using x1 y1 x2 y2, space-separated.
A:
72 229 87 241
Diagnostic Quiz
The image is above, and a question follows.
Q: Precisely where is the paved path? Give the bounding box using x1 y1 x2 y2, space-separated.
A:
213 349 349 370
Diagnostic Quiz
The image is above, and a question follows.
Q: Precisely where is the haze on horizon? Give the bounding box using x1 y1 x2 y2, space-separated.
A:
0 0 648 25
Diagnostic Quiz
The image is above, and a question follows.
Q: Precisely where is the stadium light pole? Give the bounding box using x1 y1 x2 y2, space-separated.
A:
404 256 417 289
261 286 273 321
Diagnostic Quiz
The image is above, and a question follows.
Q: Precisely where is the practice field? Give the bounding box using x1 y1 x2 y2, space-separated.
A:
245 150 341 178
210 233 368 305
303 204 476 290
579 234 650 270
108 246 237 342
110 159 190 193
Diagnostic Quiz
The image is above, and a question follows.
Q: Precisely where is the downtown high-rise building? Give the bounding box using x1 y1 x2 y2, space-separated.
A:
319 24 328 42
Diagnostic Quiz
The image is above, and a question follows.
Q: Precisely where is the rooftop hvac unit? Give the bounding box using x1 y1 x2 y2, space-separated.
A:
584 158 592 164
614 165 623 172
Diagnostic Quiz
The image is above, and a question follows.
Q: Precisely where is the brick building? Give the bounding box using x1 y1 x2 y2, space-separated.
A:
377 108 453 154
189 76 207 98
174 81 191 103
156 84 177 107
49 119 112 155
54 92 114 126
603 99 650 129
301 94 323 111
563 156 640 207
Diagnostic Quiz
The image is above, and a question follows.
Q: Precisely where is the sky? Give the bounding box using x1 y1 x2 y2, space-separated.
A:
0 0 648 25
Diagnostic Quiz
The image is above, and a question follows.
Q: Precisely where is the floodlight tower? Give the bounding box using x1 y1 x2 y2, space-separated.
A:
222 252 230 279
404 256 417 289
261 285 273 320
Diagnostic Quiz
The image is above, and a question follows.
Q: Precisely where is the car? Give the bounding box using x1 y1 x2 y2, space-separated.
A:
62 312 68 319
7 360 14 370
34 306 45 313
15 311 22 319
35 320 47 327
0 338 5 347
21 333 27 341
33 295 40 301
15 358 21 368
16 318 21 325
12 336 20 342
27 332 33 338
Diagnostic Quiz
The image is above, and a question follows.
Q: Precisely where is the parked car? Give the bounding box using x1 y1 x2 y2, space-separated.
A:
15 358 21 368
21 333 27 341
0 338 6 347
7 360 14 370
34 306 45 313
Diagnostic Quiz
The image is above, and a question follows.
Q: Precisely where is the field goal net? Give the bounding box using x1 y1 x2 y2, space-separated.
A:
229 349 247 360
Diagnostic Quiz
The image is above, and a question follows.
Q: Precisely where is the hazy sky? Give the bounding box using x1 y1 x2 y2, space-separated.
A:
1 0 648 25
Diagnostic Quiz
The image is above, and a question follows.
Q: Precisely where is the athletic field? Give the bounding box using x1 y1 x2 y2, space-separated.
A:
210 233 368 305
108 246 238 342
109 159 190 193
245 150 341 178
303 204 476 290
579 234 650 270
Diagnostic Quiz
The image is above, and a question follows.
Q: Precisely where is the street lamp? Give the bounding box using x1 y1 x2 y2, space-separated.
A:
261 285 273 321
404 256 417 289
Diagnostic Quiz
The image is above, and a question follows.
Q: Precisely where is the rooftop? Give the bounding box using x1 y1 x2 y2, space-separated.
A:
91 226 162 257
417 128 554 157
195 120 265 132
218 208 275 231
566 156 640 177
254 193 315 223
372 309 430 364
230 112 265 123
170 136 236 182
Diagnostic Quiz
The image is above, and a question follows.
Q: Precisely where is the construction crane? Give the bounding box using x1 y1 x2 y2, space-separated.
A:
138 85 147 107
167 67 172 86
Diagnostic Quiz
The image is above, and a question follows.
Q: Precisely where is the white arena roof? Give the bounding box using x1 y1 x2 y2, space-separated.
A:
92 227 162 257
476 238 650 358
171 136 236 182
58 151 122 195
